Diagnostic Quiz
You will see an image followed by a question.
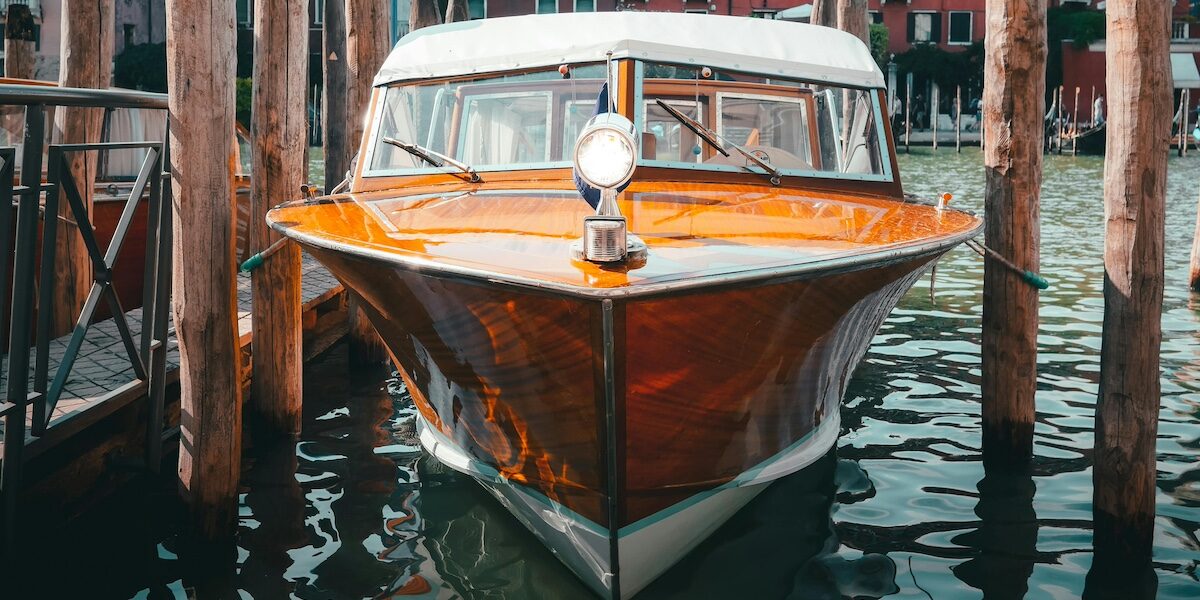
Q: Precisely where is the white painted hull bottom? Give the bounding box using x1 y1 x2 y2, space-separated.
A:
417 414 841 599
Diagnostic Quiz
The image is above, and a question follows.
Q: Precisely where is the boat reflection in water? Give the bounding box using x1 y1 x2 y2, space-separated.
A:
268 13 980 597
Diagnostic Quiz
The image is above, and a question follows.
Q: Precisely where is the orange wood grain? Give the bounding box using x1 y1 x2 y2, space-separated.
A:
269 181 979 294
620 254 932 523
307 246 611 524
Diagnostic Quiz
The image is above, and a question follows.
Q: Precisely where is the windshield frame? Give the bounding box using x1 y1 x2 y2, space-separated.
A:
358 60 895 185
632 60 894 184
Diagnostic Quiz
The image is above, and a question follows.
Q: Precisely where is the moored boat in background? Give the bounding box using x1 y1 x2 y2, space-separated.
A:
268 13 982 598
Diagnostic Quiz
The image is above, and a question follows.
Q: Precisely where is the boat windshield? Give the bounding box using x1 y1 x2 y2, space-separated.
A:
365 61 890 182
636 62 888 180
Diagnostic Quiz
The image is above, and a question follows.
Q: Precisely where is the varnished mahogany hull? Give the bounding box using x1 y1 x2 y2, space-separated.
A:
301 242 940 596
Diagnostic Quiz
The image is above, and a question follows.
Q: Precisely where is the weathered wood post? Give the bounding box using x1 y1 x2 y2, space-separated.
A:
411 0 443 30
905 83 912 153
166 0 245 539
836 0 868 152
445 0 470 23
1176 89 1190 157
345 0 394 365
4 4 36 80
1093 0 1170 575
932 84 939 151
249 0 307 435
324 0 349 189
1057 85 1065 154
1090 85 1097 127
1071 86 1080 156
956 85 963 153
981 0 1046 469
52 0 114 336
812 0 838 29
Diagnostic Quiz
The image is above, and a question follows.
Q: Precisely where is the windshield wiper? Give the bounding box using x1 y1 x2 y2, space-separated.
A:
382 137 481 183
654 100 782 185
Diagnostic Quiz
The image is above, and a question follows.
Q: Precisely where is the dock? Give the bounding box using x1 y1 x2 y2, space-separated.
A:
0 255 342 463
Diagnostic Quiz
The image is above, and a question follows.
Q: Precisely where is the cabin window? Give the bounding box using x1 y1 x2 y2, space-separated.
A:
644 99 705 162
948 11 972 45
365 65 606 176
717 93 812 167
907 12 939 44
460 92 554 165
635 62 890 181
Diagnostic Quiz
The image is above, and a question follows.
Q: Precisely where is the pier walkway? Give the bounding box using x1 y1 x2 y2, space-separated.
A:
0 254 343 463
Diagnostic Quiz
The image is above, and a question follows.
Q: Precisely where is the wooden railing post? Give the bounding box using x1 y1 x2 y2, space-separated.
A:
166 0 245 540
4 4 36 80
1094 0 1170 575
345 0 393 366
249 0 307 435
981 0 1046 469
52 0 114 337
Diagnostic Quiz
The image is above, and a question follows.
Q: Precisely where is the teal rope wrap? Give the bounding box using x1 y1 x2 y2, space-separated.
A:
239 253 265 273
1022 271 1050 290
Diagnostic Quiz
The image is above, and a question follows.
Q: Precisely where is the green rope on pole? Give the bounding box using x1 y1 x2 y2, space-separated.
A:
239 237 289 273
239 252 265 273
1022 270 1050 290
965 239 1051 290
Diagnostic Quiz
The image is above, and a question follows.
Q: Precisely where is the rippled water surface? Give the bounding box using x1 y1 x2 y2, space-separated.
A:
33 150 1200 599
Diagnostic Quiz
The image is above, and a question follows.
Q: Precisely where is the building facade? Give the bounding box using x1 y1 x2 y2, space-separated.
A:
867 0 985 56
0 0 166 81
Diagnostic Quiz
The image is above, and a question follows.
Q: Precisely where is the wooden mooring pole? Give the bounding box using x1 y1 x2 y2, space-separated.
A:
1093 0 1170 575
3 4 36 80
166 0 245 539
345 0 394 365
1072 86 1080 156
1090 85 1097 128
53 0 114 337
445 0 470 23
323 0 349 190
956 85 962 153
905 82 911 153
248 0 307 435
1057 84 1065 154
932 84 939 151
981 0 1046 469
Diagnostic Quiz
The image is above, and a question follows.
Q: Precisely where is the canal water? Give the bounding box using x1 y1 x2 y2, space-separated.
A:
27 150 1200 598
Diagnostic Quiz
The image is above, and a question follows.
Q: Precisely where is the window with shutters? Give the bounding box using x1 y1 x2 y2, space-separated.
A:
869 11 883 25
1174 21 1190 40
575 0 595 11
907 12 939 44
948 11 972 44
537 0 556 13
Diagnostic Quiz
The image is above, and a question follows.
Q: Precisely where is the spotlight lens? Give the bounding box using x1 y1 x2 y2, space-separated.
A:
575 125 635 189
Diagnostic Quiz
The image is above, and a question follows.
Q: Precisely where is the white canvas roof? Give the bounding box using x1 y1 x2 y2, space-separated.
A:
374 13 885 89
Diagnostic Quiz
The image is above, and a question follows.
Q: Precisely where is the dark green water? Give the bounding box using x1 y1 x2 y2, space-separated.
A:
23 149 1200 598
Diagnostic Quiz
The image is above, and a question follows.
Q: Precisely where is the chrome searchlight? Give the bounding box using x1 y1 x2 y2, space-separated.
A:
571 112 648 264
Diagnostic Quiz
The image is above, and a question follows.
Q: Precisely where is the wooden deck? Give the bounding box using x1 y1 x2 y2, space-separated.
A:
0 254 343 462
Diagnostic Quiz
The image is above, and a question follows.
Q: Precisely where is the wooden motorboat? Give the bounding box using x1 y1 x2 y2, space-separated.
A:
267 13 982 599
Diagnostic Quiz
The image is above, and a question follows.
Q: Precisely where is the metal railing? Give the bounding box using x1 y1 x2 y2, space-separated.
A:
0 84 171 552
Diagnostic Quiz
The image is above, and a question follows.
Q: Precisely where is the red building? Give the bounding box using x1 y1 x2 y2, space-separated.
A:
1059 0 1200 123
867 0 986 55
